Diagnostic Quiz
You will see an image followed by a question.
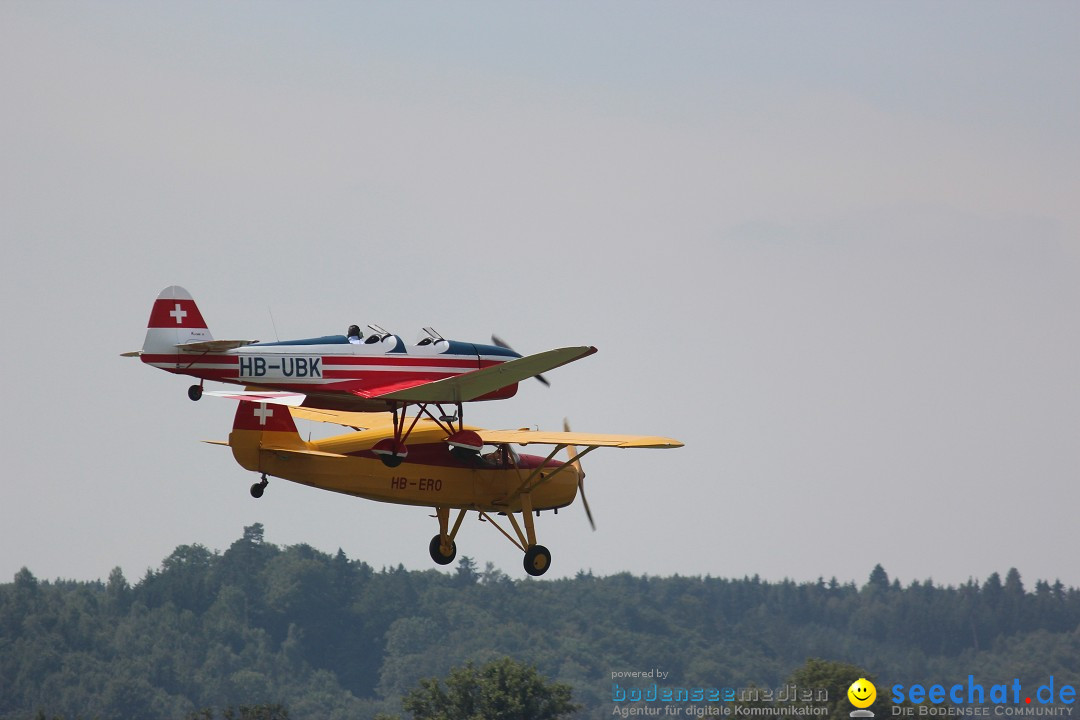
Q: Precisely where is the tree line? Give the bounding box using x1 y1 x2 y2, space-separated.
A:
1 524 1077 719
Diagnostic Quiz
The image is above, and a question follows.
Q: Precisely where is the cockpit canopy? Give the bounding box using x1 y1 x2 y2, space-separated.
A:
480 444 521 468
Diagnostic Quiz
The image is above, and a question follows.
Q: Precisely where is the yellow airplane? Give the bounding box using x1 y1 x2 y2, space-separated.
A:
209 401 683 576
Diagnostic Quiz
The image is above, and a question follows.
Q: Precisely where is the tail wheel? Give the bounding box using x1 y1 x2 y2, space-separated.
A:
250 475 268 499
523 545 551 576
188 384 203 401
428 535 457 565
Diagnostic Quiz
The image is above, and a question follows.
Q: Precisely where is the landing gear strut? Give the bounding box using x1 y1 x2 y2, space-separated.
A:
374 402 472 467
422 443 585 576
429 507 467 565
473 508 556 577
426 508 556 576
250 474 268 498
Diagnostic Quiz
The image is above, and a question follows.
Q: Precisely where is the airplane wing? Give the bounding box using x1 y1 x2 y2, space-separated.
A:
475 428 683 449
201 440 347 458
122 339 258 357
177 339 259 352
203 390 307 406
265 407 682 449
373 346 598 403
288 406 397 430
263 446 349 458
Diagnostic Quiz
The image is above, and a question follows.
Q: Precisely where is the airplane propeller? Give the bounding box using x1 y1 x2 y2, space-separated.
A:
491 335 551 387
564 418 595 531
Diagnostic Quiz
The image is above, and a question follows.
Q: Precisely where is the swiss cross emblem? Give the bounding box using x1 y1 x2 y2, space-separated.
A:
252 403 274 426
169 303 188 324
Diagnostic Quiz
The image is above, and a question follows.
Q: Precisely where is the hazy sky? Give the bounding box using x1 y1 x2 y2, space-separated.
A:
3 2 1078 589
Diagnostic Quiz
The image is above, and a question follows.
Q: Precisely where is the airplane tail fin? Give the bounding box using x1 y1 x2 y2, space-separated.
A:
140 285 214 356
232 400 301 435
228 400 307 471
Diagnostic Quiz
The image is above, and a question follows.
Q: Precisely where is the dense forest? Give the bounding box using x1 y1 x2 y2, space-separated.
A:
2 524 1078 719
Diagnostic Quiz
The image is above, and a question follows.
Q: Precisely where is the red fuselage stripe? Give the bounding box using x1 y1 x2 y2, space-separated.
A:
324 356 478 368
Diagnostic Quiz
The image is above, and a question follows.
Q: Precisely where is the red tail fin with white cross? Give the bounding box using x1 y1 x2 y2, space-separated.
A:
141 285 214 356
232 400 300 435
226 401 308 473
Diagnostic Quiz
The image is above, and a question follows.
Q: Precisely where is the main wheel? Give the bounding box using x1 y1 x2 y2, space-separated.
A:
429 535 457 565
188 384 203 401
523 545 551 576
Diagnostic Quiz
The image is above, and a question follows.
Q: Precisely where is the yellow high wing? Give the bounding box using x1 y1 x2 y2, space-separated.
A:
288 406 390 430
474 428 683 449
284 407 683 450
473 425 683 535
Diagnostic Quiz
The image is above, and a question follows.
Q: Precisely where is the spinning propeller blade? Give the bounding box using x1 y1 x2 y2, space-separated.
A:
491 335 551 386
564 418 595 531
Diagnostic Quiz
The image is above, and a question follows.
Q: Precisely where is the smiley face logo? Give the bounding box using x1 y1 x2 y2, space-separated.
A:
848 678 876 709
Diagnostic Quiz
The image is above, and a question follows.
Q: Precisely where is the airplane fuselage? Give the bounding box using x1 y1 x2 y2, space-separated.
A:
143 334 521 410
228 421 580 513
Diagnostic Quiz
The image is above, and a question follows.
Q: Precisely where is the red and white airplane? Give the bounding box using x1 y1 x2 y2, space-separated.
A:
126 286 596 466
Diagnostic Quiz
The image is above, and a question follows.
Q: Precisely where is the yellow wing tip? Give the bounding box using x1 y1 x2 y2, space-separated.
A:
619 439 684 449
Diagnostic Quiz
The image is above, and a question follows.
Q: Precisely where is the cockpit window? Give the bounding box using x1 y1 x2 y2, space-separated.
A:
480 445 519 468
